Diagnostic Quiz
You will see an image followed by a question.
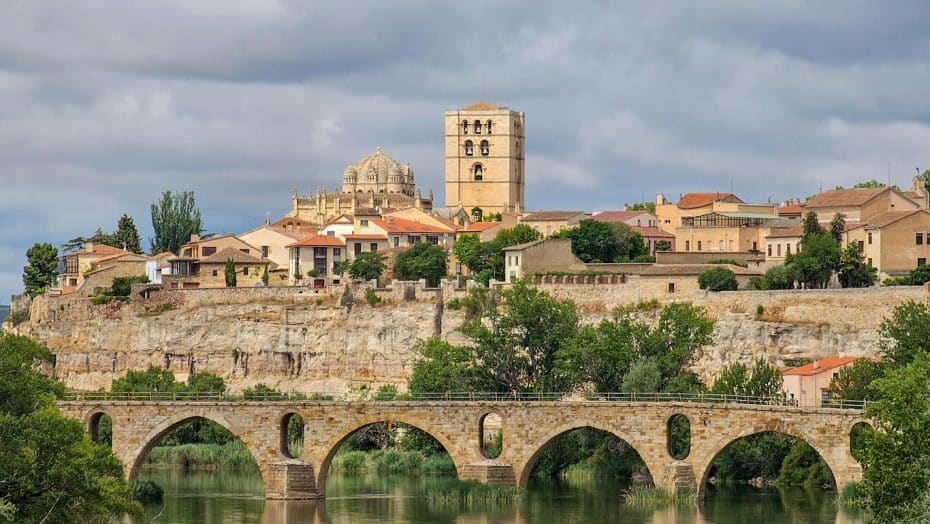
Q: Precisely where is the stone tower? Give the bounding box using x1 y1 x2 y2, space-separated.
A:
444 102 525 219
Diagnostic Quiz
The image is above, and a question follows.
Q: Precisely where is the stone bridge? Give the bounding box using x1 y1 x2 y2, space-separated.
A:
56 400 867 499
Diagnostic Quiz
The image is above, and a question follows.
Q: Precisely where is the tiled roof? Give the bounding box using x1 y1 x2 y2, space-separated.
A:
866 210 922 229
766 226 805 239
677 192 742 209
462 101 499 111
638 264 760 276
464 222 501 232
199 247 268 265
287 235 346 248
521 211 586 221
591 210 651 223
271 216 320 230
804 188 887 208
343 234 388 240
93 252 147 264
503 239 549 252
241 224 314 241
373 217 454 234
778 203 804 216
631 226 674 238
782 356 860 376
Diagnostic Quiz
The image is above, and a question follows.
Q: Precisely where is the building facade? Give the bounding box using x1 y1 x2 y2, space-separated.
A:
444 102 525 217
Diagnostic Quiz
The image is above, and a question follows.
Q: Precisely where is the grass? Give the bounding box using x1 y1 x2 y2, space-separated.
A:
144 441 258 469
622 485 697 508
331 449 455 475
836 482 866 508
426 480 523 507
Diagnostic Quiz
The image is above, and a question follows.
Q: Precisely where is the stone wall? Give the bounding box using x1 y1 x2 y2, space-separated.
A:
9 282 929 392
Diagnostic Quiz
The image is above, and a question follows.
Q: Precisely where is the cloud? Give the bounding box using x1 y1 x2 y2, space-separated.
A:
1 1 929 300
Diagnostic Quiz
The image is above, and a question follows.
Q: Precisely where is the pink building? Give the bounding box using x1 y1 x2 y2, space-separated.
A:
781 356 860 407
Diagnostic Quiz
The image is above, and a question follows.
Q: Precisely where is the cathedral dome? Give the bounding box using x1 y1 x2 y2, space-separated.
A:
353 147 402 180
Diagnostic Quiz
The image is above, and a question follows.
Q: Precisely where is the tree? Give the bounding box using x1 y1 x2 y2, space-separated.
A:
620 358 661 393
22 242 58 297
698 267 739 291
802 211 822 239
787 231 841 288
261 266 269 286
829 359 888 402
612 223 649 261
225 258 237 287
394 242 448 286
879 300 930 367
344 251 386 281
407 338 495 394
908 264 930 285
711 358 784 398
626 201 656 213
748 264 798 290
111 366 179 394
112 213 142 253
829 213 846 244
838 243 876 288
654 240 672 252
452 234 490 275
150 190 202 254
853 179 897 190
556 220 648 263
860 352 930 521
0 334 140 521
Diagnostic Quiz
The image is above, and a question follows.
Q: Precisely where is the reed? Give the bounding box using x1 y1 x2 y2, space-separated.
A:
426 480 523 507
622 485 697 508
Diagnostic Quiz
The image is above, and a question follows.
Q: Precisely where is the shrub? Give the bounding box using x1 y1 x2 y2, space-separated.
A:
908 265 930 285
755 304 765 317
8 309 29 326
364 287 382 307
446 298 464 310
707 258 748 268
883 277 908 286
698 267 738 291
132 480 164 503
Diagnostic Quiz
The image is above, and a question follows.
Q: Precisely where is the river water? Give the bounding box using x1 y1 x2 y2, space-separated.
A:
134 469 866 523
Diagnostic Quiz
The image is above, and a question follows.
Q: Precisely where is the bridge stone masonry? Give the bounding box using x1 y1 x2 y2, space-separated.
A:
56 399 867 499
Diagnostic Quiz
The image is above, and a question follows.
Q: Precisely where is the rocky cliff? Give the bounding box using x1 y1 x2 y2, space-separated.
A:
6 284 927 393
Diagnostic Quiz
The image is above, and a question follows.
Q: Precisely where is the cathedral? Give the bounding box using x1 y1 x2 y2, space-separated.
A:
288 102 525 225
288 147 433 224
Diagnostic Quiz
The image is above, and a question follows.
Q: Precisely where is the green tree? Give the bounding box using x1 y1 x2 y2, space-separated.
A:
113 214 143 253
111 366 179 394
109 275 149 297
654 240 672 252
343 251 386 281
486 224 540 280
452 234 490 274
861 352 930 521
556 220 647 263
620 358 661 393
150 190 202 254
838 243 876 288
787 231 841 289
879 300 930 367
225 257 237 287
22 242 58 297
829 359 887 402
908 264 930 285
711 358 784 398
802 211 822 239
829 213 846 243
261 266 269 286
853 179 894 189
394 242 448 286
407 338 495 394
626 201 656 213
698 267 739 291
0 334 140 522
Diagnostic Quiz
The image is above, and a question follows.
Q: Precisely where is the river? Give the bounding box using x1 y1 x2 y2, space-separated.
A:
134 469 866 523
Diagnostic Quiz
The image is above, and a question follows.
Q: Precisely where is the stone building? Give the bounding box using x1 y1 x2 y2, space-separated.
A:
444 102 525 218
288 148 433 224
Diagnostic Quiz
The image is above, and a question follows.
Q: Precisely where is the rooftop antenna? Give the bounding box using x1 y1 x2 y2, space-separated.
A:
888 160 892 187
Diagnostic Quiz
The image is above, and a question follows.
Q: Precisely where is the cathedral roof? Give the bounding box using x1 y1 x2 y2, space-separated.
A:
352 147 406 177
462 101 499 111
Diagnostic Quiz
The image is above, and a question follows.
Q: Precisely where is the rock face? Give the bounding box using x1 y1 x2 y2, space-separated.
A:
7 284 928 393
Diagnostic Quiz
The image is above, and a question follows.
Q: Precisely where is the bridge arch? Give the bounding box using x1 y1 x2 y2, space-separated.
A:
515 420 661 489
86 408 112 445
695 419 854 498
125 412 265 485
313 415 464 490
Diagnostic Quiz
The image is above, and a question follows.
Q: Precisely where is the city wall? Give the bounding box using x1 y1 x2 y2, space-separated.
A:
6 282 928 394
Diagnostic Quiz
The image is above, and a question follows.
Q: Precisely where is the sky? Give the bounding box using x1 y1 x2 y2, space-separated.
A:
2 1 930 301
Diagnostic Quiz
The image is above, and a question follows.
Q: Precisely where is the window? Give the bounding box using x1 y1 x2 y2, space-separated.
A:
426 235 439 245
918 233 924 245
685 240 690 251
333 248 341 272
777 244 782 257
697 241 702 251
718 240 724 251
240 248 249 254
752 241 757 251
462 120 469 134
261 246 269 258
920 258 927 267
327 231 335 237
243 267 249 275
668 282 676 293
486 119 492 133
507 255 512 265
202 246 217 256
768 245 772 257
464 140 474 156
516 256 520 265
868 232 873 245
474 120 482 134
858 240 864 251
393 237 399 247
821 389 830 405
408 235 421 244
472 208 483 221
867 258 873 266
370 243 378 252
360 219 369 227
796 242 800 252
480 140 489 156
786 244 791 255
728 240 734 251
473 164 483 181
354 243 362 256
313 247 327 274
212 269 218 277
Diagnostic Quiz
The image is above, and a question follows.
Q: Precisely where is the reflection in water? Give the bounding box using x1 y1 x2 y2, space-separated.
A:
135 469 866 524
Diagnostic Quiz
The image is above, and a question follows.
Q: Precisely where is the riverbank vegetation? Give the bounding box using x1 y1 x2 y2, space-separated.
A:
425 481 522 507
622 485 697 508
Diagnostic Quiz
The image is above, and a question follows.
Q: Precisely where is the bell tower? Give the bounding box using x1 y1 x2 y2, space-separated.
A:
444 102 525 219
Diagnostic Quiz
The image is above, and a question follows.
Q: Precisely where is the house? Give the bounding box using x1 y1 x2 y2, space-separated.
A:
145 252 173 284
57 242 130 292
803 187 921 222
842 210 930 277
178 234 262 260
777 200 804 219
385 207 463 234
782 357 862 407
286 235 346 288
73 252 150 296
763 225 803 264
461 221 502 241
271 216 319 235
502 239 583 283
655 192 778 254
519 211 587 237
163 248 273 289
633 227 676 254
371 216 455 249
239 223 313 275
590 210 658 228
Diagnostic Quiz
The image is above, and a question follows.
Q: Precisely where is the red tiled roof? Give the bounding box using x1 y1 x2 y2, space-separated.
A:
804 188 887 208
782 356 860 376
777 204 804 216
343 234 388 240
199 247 269 265
631 226 674 238
373 217 454 235
287 235 346 247
464 222 501 232
866 210 922 229
677 192 742 209
462 101 499 111
591 210 651 223
766 226 805 239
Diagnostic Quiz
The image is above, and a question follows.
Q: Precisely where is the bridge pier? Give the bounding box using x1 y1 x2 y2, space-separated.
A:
460 460 517 485
657 460 697 494
265 460 321 499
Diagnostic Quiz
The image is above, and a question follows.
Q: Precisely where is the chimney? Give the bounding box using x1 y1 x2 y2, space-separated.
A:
190 233 200 242
812 359 820 370
85 241 94 253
